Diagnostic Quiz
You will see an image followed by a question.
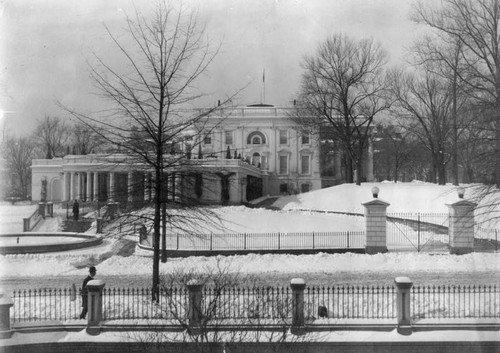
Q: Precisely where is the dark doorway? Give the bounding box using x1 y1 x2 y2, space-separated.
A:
246 175 263 201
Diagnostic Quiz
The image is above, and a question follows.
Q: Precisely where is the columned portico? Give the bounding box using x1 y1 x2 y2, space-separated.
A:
32 154 264 205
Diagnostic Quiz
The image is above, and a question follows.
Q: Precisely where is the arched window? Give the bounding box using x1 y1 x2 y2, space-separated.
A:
247 131 266 145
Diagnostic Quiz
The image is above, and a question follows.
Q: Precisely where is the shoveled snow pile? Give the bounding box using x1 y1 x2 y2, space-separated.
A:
273 182 461 214
1 251 499 279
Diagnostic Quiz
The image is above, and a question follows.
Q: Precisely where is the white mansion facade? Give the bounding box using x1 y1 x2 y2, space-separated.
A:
31 104 374 204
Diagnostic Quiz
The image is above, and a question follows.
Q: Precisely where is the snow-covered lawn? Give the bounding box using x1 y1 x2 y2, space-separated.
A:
0 202 37 234
0 182 499 284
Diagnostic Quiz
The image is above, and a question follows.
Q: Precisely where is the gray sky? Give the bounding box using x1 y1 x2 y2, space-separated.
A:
0 0 419 136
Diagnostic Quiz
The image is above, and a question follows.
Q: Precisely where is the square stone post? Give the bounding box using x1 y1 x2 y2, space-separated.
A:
447 197 476 255
0 291 14 339
395 277 413 335
38 202 46 219
46 202 53 217
362 188 390 254
187 280 203 329
290 278 306 334
86 280 105 335
96 218 103 234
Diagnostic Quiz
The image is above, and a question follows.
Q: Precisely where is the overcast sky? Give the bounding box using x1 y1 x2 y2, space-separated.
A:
0 0 421 136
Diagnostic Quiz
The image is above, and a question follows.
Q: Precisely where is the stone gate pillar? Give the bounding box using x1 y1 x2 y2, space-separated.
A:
0 291 14 339
290 278 306 334
447 187 476 255
395 277 413 335
187 280 203 329
362 186 390 254
86 280 105 335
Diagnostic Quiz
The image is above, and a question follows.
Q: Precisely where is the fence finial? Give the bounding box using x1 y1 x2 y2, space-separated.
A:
371 186 379 198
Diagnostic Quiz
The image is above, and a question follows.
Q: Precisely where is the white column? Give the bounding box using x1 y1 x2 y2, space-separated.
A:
63 172 68 201
86 172 92 202
109 172 115 202
93 172 99 202
128 172 134 203
69 172 75 201
76 173 81 200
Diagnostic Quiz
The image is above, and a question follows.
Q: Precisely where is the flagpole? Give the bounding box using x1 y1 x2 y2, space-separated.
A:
263 68 266 104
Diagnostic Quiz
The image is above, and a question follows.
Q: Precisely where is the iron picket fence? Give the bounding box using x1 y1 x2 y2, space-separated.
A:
203 286 292 321
10 283 500 323
411 284 500 319
11 288 81 322
148 231 366 251
101 287 189 320
474 226 500 252
305 285 397 319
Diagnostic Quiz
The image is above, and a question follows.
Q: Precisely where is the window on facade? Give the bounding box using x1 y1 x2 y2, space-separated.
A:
280 183 288 194
252 152 260 167
301 155 310 174
279 155 288 174
203 133 212 145
279 130 288 145
301 184 310 193
225 130 233 145
301 133 310 145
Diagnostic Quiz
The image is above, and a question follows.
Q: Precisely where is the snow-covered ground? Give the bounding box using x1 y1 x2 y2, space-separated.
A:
0 202 37 234
0 182 499 286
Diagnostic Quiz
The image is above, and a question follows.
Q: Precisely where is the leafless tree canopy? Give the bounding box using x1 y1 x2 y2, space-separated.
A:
1 135 36 199
412 0 500 187
33 115 69 159
296 33 390 184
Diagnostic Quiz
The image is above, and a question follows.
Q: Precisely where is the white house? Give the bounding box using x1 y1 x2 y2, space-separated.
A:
31 104 373 204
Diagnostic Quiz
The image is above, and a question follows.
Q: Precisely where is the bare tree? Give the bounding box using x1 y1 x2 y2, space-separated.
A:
33 115 69 159
410 34 471 185
69 122 106 155
389 67 455 185
294 33 391 185
373 124 415 182
412 0 500 187
1 135 37 199
61 2 236 300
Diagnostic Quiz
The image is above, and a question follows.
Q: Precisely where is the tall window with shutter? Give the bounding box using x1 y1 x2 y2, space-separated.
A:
279 155 288 174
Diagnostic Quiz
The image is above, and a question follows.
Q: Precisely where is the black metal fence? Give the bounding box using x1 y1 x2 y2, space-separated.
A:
10 283 500 323
140 231 366 252
411 284 500 319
